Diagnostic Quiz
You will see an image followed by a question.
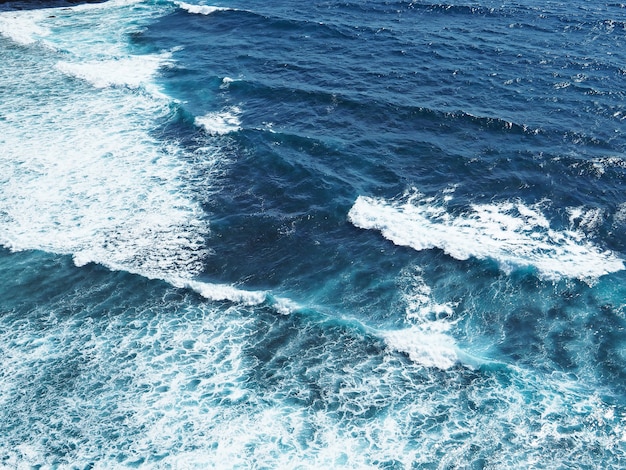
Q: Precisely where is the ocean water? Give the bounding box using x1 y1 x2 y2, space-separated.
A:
0 0 625 467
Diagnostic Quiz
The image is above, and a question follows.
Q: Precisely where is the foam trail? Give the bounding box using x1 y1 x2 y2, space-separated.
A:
174 279 300 314
348 191 625 280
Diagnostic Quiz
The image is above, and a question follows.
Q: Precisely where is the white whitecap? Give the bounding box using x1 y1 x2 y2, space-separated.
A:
169 279 301 314
401 267 456 323
55 54 171 90
380 268 461 370
0 88 212 280
0 11 50 45
195 107 242 135
382 326 459 370
179 279 268 305
568 206 605 231
176 2 229 15
220 76 239 89
348 191 624 280
614 203 626 226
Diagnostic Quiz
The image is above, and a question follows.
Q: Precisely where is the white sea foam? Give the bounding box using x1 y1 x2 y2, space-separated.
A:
0 11 49 45
401 267 456 323
383 325 459 369
381 268 461 369
0 1 146 48
171 279 299 314
0 1 216 285
591 156 626 176
0 86 211 280
220 76 239 89
615 203 626 226
567 206 605 231
176 2 229 15
0 2 273 311
55 53 172 90
3 282 622 468
348 191 624 280
180 278 268 305
195 107 242 135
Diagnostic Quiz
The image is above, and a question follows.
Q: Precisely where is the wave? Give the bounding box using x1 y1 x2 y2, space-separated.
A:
348 190 625 281
225 73 546 140
1 255 622 469
0 0 297 316
379 267 460 369
176 278 301 314
55 53 173 91
0 0 218 284
222 73 619 151
175 263 481 370
175 2 230 15
195 106 242 135
0 9 50 45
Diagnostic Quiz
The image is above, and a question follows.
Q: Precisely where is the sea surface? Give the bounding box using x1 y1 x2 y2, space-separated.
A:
1 0 625 468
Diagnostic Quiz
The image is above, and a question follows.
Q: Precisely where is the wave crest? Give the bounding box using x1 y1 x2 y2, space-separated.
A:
348 191 624 280
176 2 230 15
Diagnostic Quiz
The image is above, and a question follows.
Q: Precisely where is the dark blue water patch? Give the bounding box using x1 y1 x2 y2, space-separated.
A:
214 75 622 206
144 6 365 82
144 0 626 178
150 1 626 109
221 75 550 140
199 127 416 318
149 99 200 144
227 120 619 224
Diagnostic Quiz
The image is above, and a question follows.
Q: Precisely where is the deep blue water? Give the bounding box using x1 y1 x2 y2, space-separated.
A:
1 0 625 467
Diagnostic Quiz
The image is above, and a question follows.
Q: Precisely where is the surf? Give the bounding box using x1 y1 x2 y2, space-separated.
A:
348 189 625 281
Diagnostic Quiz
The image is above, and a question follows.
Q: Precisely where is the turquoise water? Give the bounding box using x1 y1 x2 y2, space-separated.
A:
1 0 625 467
